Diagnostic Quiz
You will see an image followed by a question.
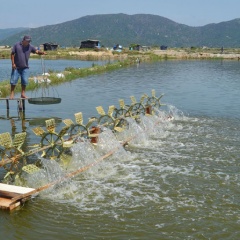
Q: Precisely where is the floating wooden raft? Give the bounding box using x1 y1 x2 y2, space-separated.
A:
0 183 36 210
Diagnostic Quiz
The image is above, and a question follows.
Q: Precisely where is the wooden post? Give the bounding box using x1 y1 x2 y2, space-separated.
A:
18 99 25 111
17 100 21 111
22 99 25 111
6 99 9 110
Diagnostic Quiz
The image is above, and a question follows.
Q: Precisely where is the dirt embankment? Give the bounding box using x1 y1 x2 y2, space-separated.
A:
66 49 240 60
152 49 240 60
67 50 128 60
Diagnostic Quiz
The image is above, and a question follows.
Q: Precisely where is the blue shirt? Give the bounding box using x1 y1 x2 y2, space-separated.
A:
11 41 37 69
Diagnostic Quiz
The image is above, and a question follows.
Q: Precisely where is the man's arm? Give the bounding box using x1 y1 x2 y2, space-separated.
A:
35 50 47 55
11 53 16 69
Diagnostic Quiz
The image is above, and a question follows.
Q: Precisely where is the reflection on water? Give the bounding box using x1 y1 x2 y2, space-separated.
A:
0 60 240 239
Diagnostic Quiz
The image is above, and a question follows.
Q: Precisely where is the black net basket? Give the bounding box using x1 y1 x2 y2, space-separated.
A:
28 97 61 105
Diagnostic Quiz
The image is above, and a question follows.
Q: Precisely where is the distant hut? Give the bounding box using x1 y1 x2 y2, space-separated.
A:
160 45 168 50
129 44 141 51
80 39 101 49
43 42 59 51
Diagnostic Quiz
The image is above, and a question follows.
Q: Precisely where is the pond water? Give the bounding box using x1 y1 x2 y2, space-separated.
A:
0 59 240 240
0 58 110 81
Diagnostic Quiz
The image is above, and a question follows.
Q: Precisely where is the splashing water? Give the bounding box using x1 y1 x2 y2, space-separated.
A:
70 138 101 170
17 106 208 211
165 104 185 120
22 106 185 194
124 117 148 146
23 155 66 195
96 127 125 154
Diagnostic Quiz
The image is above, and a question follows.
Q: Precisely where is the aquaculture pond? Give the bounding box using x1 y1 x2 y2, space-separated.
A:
0 60 239 240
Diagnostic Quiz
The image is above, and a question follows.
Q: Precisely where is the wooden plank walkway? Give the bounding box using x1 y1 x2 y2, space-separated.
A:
0 183 36 210
0 98 26 111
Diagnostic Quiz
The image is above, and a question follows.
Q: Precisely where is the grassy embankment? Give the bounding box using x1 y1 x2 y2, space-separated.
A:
0 47 239 98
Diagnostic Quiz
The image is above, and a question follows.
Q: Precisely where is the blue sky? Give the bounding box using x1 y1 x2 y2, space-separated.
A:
1 0 239 28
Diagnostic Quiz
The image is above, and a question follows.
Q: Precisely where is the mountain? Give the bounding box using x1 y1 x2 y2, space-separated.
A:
0 14 240 48
0 27 29 41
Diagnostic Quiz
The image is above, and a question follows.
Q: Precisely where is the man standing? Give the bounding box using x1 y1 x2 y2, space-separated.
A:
10 35 46 99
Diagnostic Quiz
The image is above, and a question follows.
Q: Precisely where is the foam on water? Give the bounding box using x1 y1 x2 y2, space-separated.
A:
10 105 239 237
24 108 185 207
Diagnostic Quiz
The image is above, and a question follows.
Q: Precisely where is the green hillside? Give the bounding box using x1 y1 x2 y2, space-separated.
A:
0 27 29 41
0 14 240 48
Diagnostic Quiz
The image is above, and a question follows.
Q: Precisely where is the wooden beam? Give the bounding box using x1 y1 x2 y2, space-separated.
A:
0 183 36 210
